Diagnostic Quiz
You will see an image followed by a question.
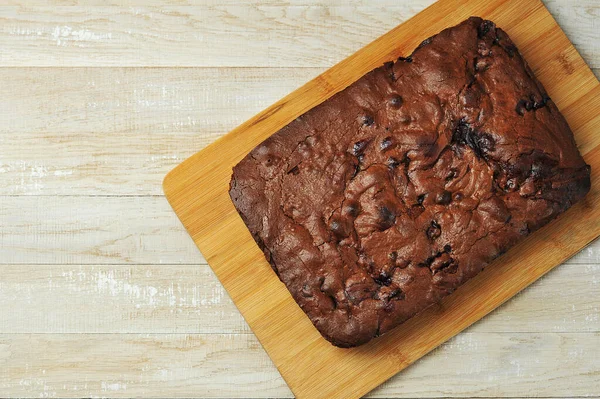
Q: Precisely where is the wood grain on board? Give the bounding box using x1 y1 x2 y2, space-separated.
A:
163 0 600 397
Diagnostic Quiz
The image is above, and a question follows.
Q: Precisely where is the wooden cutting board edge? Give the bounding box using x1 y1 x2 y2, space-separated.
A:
163 0 600 397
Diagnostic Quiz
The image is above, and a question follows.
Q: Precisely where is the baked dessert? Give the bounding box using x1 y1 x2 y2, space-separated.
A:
229 17 591 347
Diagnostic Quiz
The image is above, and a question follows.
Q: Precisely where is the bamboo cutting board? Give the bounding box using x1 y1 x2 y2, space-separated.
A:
163 0 600 397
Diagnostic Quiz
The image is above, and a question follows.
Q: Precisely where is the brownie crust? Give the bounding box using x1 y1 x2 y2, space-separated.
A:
229 17 591 347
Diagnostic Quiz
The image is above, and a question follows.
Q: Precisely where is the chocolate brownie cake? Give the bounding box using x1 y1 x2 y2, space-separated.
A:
229 17 591 347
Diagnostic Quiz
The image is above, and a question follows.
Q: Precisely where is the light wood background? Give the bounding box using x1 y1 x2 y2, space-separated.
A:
0 1 598 398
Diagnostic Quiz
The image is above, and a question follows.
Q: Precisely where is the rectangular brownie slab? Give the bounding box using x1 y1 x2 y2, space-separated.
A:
229 17 591 347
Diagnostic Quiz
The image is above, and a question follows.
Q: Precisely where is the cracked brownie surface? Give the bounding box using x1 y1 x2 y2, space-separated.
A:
229 17 591 347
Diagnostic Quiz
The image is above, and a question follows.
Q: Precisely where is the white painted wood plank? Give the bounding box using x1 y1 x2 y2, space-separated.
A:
0 67 321 136
0 67 321 196
1 67 598 197
571 239 600 263
0 4 430 67
0 0 441 5
0 332 597 398
373 332 600 398
471 262 600 333
0 1 597 67
0 333 290 398
1 196 598 265
0 264 249 334
0 196 201 265
0 131 208 196
0 263 598 334
545 0 600 71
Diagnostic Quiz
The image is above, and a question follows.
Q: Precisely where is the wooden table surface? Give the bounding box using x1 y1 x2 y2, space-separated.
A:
0 1 598 398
